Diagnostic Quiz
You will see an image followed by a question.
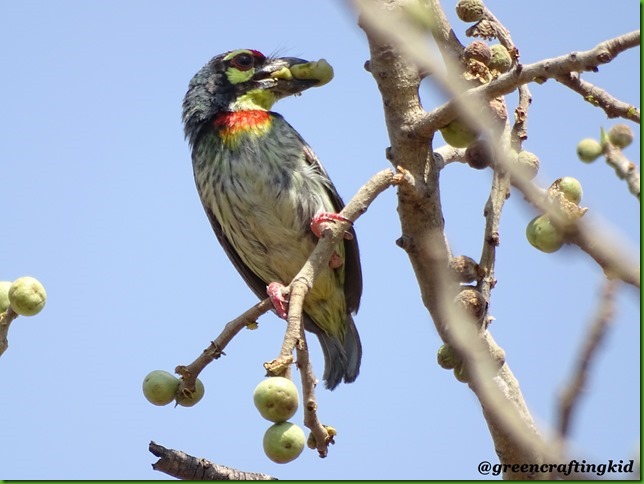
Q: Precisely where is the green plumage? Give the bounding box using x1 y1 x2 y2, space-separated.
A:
182 50 362 389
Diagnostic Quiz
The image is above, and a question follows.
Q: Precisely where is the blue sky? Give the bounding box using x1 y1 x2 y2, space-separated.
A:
0 1 639 480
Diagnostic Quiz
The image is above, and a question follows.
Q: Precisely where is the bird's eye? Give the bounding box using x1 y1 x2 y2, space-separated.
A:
230 53 255 71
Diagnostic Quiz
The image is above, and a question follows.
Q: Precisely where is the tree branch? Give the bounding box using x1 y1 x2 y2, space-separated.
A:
555 73 640 124
174 168 397 461
266 168 398 457
602 139 641 200
558 279 618 439
356 1 547 478
175 299 274 396
149 441 276 480
413 30 640 137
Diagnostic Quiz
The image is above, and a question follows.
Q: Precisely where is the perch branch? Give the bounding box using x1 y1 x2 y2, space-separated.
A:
266 168 398 457
149 441 276 480
175 298 274 395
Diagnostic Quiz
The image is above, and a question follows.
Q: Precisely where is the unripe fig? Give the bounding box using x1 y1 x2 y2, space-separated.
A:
463 41 491 64
488 44 512 73
516 150 540 179
465 139 493 170
488 97 508 131
437 344 461 370
263 422 306 464
448 255 483 283
576 138 602 163
0 281 11 313
289 59 334 87
454 287 487 327
307 425 337 450
453 363 470 383
176 378 205 407
455 0 485 22
440 119 477 148
253 377 299 423
526 215 564 253
607 124 634 148
554 177 583 204
143 370 180 406
8 277 47 316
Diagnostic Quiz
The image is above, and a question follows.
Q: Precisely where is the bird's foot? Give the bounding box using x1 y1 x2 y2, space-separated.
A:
310 211 353 239
267 282 289 319
329 251 344 269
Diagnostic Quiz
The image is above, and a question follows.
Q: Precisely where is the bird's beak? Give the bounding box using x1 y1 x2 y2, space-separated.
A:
253 57 334 97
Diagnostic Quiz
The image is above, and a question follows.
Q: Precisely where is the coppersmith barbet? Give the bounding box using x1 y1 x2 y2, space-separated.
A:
182 49 362 389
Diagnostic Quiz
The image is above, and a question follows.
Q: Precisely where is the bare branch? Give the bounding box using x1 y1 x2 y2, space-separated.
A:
602 140 641 200
175 299 274 396
425 0 465 65
149 441 276 480
558 279 618 439
556 73 640 124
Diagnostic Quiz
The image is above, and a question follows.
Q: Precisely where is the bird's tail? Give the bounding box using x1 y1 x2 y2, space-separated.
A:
304 314 362 390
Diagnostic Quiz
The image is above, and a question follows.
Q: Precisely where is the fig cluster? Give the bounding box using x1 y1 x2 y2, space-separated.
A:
253 377 305 463
577 124 634 163
142 370 205 407
525 177 586 253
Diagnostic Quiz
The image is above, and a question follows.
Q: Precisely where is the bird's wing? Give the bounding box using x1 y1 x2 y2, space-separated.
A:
298 132 363 315
199 199 270 302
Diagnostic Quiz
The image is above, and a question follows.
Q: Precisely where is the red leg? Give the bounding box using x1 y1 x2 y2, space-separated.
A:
267 282 289 319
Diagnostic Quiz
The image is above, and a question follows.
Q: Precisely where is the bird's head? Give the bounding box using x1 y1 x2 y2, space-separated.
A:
182 49 333 145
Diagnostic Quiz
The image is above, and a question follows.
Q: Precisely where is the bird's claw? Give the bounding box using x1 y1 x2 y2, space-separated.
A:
329 251 344 269
267 282 289 319
311 211 352 239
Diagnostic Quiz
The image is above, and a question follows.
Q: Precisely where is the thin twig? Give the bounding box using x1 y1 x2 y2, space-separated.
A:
558 279 618 439
556 72 640 124
603 141 641 200
175 299 274 396
294 321 332 458
149 441 276 480
478 84 531 302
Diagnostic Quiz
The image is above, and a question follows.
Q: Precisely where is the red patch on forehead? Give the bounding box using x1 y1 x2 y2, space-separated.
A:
249 49 265 60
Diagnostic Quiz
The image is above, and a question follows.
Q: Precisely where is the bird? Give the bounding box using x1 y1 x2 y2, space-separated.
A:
182 49 362 390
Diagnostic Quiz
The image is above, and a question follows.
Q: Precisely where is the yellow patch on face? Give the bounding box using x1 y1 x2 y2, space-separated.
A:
230 89 277 111
226 66 254 85
224 49 257 85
